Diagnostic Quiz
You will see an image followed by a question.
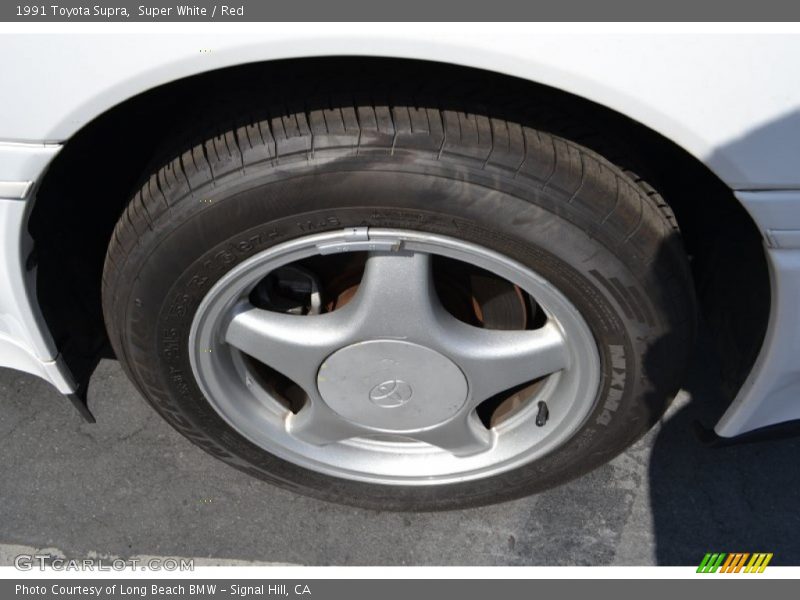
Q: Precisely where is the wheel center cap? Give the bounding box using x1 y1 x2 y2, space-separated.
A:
317 340 468 432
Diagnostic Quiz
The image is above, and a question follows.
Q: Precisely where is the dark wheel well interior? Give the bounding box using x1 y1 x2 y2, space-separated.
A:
28 57 770 406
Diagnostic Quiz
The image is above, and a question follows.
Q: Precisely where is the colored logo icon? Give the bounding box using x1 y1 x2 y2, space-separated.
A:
697 553 773 573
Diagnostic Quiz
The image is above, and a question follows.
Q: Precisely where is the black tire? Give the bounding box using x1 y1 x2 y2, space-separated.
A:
102 97 695 511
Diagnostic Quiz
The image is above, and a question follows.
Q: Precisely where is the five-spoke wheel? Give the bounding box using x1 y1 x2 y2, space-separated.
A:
189 229 600 485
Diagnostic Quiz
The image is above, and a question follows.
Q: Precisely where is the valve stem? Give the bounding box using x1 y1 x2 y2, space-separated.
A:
536 401 549 427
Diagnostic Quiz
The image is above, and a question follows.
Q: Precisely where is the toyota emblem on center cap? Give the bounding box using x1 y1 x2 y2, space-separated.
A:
368 379 413 407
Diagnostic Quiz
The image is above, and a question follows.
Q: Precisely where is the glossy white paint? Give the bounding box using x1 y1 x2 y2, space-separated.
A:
0 29 799 188
0 27 798 437
0 200 56 358
714 191 800 435
0 182 32 199
0 199 74 393
0 142 61 188
0 334 75 394
716 247 800 436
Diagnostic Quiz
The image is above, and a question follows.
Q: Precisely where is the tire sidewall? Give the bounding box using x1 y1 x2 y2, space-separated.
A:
111 159 682 510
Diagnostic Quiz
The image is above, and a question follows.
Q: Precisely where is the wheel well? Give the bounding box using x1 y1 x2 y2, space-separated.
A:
28 56 769 401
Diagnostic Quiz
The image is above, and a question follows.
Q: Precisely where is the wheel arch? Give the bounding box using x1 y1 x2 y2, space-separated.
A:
27 55 769 416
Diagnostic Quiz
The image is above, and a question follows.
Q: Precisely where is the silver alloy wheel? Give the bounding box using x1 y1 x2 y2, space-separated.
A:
189 228 601 485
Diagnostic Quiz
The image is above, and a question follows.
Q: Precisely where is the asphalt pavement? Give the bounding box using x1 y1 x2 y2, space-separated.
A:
1 341 799 566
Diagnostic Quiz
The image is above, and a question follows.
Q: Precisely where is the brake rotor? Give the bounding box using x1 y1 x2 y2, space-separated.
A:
469 273 528 330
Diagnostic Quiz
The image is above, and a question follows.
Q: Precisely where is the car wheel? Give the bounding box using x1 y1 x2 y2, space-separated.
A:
102 99 694 510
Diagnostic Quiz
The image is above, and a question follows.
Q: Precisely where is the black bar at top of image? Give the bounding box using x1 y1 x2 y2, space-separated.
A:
2 0 800 22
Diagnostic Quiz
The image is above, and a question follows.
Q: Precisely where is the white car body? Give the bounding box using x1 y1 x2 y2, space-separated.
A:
1 25 799 438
